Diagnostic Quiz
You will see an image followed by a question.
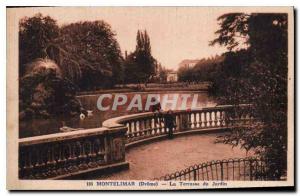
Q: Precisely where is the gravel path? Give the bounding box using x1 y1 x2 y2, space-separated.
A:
101 133 251 180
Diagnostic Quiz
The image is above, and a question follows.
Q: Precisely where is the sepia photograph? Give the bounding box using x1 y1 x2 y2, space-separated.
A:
6 6 294 190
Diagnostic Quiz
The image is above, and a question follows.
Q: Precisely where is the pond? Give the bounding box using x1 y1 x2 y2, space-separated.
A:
19 91 217 138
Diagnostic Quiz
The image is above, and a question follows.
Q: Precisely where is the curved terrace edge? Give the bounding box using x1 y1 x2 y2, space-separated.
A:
18 104 253 180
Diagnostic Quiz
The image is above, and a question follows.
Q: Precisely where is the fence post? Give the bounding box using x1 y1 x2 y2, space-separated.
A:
193 170 197 181
220 162 224 181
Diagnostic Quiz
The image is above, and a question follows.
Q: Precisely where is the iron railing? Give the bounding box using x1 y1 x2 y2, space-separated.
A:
155 157 269 181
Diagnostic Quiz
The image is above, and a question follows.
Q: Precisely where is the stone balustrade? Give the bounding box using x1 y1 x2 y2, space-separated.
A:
19 104 252 179
102 104 253 145
19 126 128 179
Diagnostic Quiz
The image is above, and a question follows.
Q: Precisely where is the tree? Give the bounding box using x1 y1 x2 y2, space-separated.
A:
19 14 127 119
19 13 59 76
123 30 156 84
177 64 194 82
59 21 124 89
157 63 168 82
19 14 124 90
211 13 288 179
177 55 224 83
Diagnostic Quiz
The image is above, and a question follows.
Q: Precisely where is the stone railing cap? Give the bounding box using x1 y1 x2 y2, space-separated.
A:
102 104 251 127
19 127 110 146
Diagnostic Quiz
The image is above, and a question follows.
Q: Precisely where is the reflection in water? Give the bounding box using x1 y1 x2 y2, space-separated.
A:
19 92 217 138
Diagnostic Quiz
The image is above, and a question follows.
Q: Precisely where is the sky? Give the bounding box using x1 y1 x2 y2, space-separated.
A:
14 7 231 70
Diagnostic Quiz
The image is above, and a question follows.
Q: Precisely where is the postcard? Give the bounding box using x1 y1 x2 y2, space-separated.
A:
6 6 294 190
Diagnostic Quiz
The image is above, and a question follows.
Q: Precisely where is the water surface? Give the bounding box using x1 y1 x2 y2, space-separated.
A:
19 91 217 138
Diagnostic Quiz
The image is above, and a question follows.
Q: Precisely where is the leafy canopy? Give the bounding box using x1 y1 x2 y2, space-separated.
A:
211 13 288 179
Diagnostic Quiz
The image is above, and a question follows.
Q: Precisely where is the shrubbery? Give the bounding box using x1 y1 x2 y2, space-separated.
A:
19 59 81 120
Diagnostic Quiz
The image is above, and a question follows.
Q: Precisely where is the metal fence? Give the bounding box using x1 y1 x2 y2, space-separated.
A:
155 157 269 181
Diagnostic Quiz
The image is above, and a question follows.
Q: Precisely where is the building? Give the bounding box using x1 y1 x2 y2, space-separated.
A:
178 59 200 69
166 71 178 82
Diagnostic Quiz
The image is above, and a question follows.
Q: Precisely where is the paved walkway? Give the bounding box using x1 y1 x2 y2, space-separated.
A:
102 133 251 180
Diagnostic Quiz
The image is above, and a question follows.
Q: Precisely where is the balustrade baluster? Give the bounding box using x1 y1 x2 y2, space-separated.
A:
94 139 104 165
142 119 147 137
204 112 208 127
63 144 70 173
200 112 204 128
104 137 108 164
157 116 161 134
153 117 158 135
87 140 97 168
145 119 149 136
141 119 145 135
137 120 141 137
161 117 165 134
139 120 143 136
157 116 163 134
187 113 192 129
19 150 25 178
127 122 132 139
193 113 197 128
24 149 34 179
213 111 217 127
79 141 88 169
67 143 77 172
127 122 131 141
196 112 200 128
190 113 194 129
150 117 156 135
34 147 46 179
46 145 57 177
149 118 153 136
141 120 145 137
137 121 141 137
208 111 212 127
52 145 59 176
216 111 220 127
133 121 137 138
146 119 151 136
222 111 226 127
58 144 68 175
26 148 34 179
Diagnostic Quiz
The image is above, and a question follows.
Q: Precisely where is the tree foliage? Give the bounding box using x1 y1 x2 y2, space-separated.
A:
177 55 224 82
211 13 288 179
124 30 157 84
59 21 124 89
19 14 124 91
210 13 250 51
19 14 125 118
19 14 59 76
156 63 169 82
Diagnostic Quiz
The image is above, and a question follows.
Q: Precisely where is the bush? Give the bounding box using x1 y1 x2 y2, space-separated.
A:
19 59 81 120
